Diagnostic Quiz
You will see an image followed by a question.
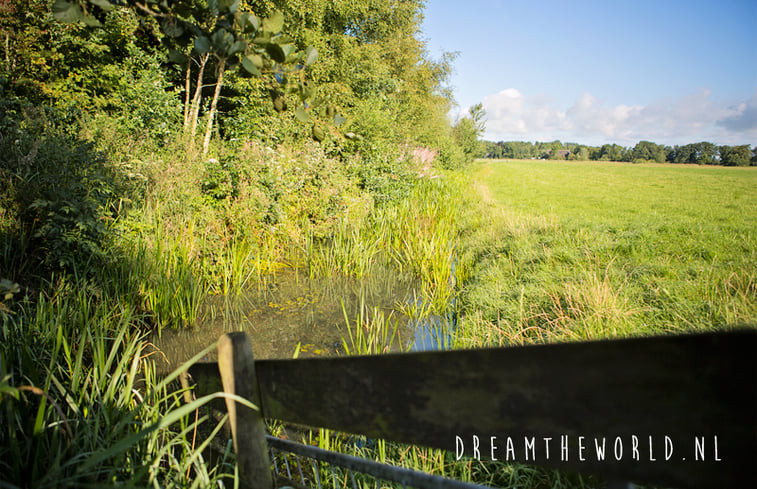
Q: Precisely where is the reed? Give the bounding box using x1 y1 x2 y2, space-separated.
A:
340 296 402 356
0 280 240 488
112 211 208 330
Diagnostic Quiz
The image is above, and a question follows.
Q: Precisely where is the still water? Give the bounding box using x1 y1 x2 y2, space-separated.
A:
150 267 454 371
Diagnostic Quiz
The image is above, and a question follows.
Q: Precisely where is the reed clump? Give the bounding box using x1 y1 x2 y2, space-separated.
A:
0 279 239 487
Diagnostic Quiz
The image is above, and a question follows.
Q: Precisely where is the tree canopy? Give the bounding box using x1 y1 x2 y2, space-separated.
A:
483 139 756 166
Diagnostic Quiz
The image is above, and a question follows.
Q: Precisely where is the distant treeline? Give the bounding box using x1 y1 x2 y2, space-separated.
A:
482 140 757 166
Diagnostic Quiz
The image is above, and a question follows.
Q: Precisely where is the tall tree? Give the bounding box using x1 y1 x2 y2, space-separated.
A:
598 143 627 162
719 145 752 166
631 141 666 163
51 0 319 154
452 103 486 160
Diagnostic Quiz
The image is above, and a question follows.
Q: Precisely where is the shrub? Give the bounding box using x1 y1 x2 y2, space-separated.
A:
201 156 240 205
434 136 468 170
347 142 414 206
0 103 130 274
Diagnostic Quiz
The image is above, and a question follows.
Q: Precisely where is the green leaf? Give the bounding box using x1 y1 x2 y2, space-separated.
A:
89 0 114 11
262 11 284 33
161 18 184 37
273 95 287 112
168 49 189 65
52 0 83 23
304 46 318 66
211 28 234 54
294 105 310 123
265 43 286 63
229 40 246 55
271 34 293 45
250 54 264 68
242 13 259 33
334 114 347 127
218 0 239 13
194 36 211 54
299 81 314 100
81 14 102 27
241 56 261 76
312 124 325 142
280 44 295 58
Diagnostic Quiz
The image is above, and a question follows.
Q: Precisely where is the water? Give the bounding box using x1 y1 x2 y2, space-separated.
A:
150 266 455 371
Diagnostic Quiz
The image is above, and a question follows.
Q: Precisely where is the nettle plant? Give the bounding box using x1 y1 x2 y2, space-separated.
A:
52 0 341 153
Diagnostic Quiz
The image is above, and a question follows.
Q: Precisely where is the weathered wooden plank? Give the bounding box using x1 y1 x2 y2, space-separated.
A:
252 329 756 489
217 333 273 489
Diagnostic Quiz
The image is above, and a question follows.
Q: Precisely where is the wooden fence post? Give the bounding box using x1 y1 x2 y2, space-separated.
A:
217 332 273 489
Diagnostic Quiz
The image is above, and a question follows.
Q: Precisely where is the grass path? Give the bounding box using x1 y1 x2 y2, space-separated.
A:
455 160 757 347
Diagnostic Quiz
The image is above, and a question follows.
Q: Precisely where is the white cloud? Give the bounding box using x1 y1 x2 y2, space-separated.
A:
717 90 757 132
481 88 757 146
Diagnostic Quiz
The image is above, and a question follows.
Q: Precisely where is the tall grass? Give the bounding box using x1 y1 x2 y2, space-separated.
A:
456 160 757 347
0 279 242 488
115 219 207 330
340 296 402 355
302 177 465 315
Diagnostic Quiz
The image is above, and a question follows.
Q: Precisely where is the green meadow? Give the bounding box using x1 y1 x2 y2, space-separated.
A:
456 159 757 347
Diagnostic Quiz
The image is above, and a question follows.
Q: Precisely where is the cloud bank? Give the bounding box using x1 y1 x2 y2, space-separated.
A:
480 88 757 146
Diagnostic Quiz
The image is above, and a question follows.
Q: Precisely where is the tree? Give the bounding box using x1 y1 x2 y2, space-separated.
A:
569 145 590 161
694 142 717 165
51 0 319 154
631 140 666 163
719 145 752 166
452 103 486 161
598 143 627 162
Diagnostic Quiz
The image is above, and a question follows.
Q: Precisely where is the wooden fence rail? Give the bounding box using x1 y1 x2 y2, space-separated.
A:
187 329 757 489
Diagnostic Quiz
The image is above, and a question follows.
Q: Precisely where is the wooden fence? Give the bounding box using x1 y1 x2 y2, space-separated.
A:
187 329 756 489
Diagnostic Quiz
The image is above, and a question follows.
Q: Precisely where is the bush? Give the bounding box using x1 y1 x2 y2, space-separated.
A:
346 142 415 206
434 137 468 170
201 156 240 205
0 103 130 274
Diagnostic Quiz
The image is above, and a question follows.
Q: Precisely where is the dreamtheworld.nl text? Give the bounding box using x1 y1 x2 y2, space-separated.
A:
455 435 722 462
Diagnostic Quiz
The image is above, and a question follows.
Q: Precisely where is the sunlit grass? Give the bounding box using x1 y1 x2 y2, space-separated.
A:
456 159 757 347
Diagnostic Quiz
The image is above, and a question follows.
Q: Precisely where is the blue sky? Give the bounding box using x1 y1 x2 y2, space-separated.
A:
420 0 757 146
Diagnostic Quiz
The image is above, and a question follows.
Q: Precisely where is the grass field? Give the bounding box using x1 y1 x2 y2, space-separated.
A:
456 159 757 347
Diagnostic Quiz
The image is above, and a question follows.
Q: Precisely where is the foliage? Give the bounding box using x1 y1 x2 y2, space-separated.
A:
48 0 322 153
347 143 415 205
630 140 667 163
0 1 475 484
669 141 717 165
221 0 460 159
0 279 237 488
0 102 134 274
452 103 486 164
201 156 241 204
719 144 753 166
483 138 756 167
114 50 183 144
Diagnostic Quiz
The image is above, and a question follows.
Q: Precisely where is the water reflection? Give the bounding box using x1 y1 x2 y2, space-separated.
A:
150 266 454 371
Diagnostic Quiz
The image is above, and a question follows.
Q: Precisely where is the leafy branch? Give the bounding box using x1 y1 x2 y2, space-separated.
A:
50 0 344 153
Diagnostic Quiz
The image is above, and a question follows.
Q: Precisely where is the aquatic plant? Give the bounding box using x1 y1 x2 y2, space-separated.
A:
0 280 245 488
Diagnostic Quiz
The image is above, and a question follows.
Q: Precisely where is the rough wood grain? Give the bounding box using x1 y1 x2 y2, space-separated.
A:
252 330 756 488
217 332 273 489
189 330 756 488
